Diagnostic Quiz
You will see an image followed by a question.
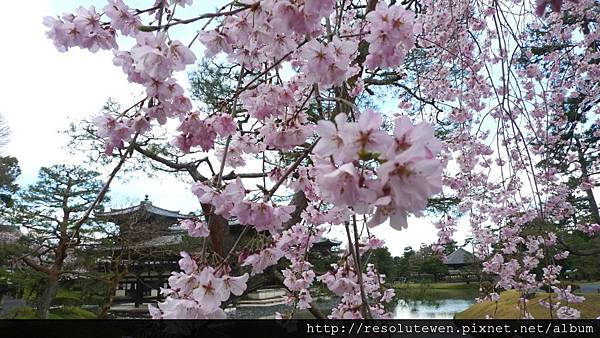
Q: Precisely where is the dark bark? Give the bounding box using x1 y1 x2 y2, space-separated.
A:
201 203 230 257
35 236 68 319
583 188 600 224
576 137 600 224
36 272 59 319
97 273 124 319
283 191 308 230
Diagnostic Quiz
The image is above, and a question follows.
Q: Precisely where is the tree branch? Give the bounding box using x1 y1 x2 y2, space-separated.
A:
133 142 208 182
21 256 50 274
140 2 257 31
71 134 139 240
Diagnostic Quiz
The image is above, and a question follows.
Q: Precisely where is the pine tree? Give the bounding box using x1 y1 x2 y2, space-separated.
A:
12 165 107 318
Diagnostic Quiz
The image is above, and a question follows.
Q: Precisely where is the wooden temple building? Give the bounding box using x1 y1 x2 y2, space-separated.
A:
94 197 193 307
94 197 341 308
444 248 477 269
443 248 482 283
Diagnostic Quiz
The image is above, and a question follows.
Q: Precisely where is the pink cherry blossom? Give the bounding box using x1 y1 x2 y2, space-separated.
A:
316 163 363 208
198 30 233 58
211 114 237 137
242 247 284 276
313 113 350 162
103 0 140 36
181 219 210 238
93 114 132 155
192 267 224 311
177 251 197 274
167 40 197 71
339 109 390 160
221 273 249 299
130 32 171 80
556 306 581 319
167 271 196 296
375 146 443 227
365 2 415 69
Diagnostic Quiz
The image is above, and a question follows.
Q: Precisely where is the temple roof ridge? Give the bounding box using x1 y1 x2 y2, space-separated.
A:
95 198 193 219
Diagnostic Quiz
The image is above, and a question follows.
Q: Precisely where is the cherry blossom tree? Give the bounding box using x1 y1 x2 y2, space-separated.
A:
44 0 600 319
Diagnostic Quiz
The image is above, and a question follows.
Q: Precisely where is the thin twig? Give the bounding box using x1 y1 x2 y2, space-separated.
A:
141 3 256 31
267 139 320 199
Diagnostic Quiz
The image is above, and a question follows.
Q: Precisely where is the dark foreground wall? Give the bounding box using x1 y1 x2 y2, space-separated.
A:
1 319 599 338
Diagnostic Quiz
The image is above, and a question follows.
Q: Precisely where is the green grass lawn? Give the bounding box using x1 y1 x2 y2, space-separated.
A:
1 306 96 319
455 290 600 319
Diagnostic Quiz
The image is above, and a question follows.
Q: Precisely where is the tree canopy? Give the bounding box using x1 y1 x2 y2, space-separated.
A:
12 165 108 318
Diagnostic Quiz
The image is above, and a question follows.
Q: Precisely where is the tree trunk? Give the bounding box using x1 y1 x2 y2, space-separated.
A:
201 203 230 257
36 273 59 319
97 275 120 319
283 191 308 230
576 137 600 224
36 239 67 319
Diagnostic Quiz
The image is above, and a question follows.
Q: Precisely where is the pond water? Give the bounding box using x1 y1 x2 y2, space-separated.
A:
393 297 476 319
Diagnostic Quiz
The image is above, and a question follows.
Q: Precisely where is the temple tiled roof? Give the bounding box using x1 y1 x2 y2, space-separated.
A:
95 201 193 220
314 237 342 245
444 248 477 266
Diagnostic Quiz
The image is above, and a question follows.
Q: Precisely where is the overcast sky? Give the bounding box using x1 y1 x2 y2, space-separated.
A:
0 0 469 256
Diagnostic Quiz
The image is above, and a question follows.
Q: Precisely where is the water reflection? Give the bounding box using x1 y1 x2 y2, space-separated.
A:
394 298 476 319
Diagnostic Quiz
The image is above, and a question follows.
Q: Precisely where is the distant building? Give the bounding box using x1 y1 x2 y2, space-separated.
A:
444 248 478 269
312 238 342 256
441 248 484 283
93 197 341 308
94 197 192 307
